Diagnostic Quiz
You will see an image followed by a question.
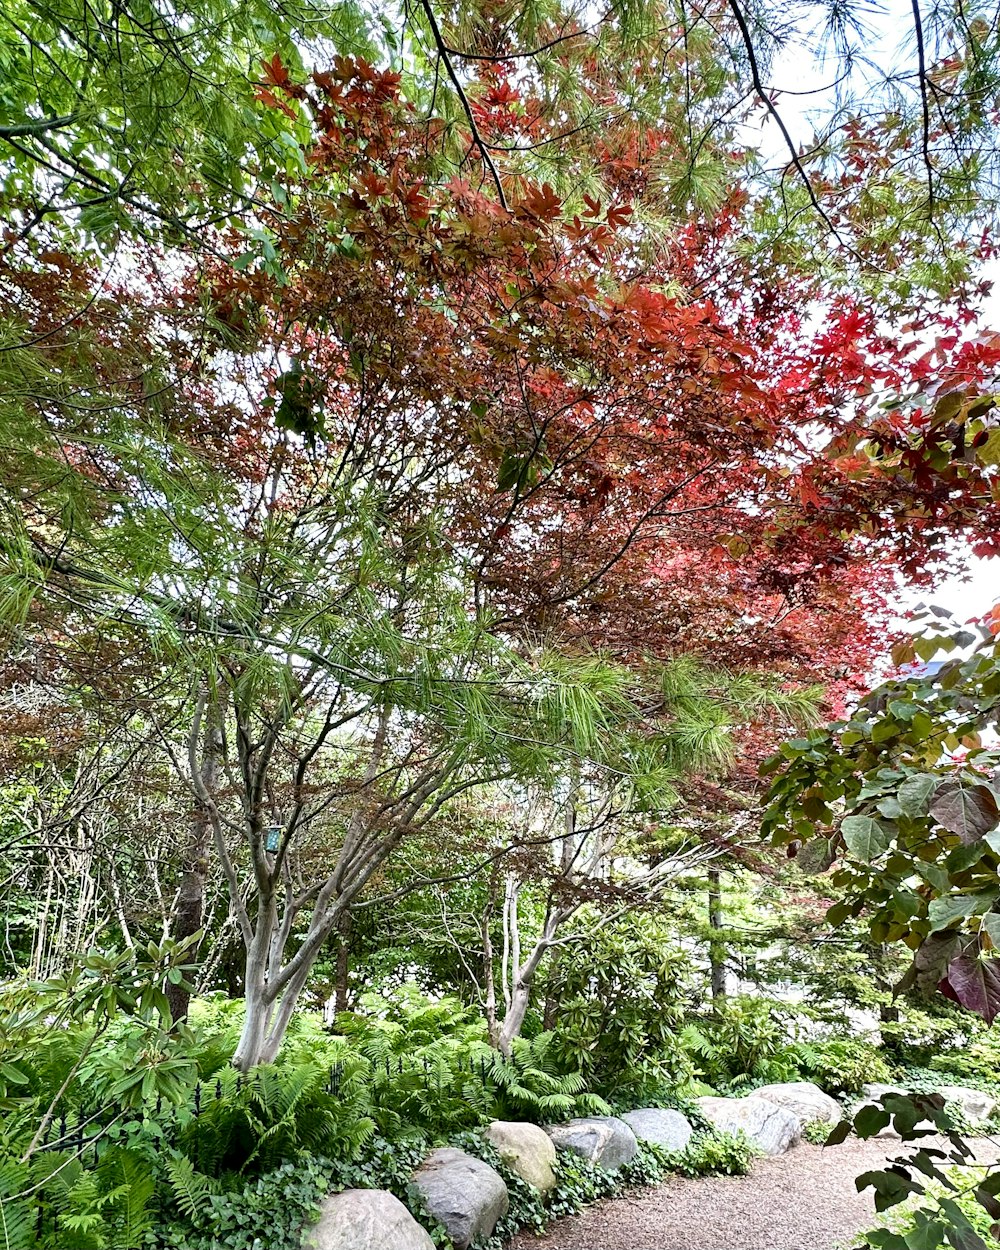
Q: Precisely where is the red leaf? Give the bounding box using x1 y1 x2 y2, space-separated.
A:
519 183 562 222
261 54 290 87
930 779 999 844
941 952 1000 1024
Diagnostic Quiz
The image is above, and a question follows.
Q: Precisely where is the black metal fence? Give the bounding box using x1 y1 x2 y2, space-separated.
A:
36 1048 516 1158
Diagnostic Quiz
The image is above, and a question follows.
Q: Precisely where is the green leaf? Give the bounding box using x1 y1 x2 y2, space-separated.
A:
981 914 1000 948
904 1218 947 1250
927 892 995 933
841 815 891 861
497 450 524 492
823 1119 851 1146
855 1106 891 1138
898 775 936 819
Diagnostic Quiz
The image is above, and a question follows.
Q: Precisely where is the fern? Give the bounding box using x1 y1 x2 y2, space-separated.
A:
101 1148 155 1250
165 1151 220 1221
178 1059 375 1176
0 1166 34 1250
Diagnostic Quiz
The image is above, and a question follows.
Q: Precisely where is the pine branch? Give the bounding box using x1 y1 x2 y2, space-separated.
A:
416 0 509 211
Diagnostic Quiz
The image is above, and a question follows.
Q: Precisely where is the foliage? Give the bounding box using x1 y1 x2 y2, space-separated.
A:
682 997 800 1090
543 918 693 1094
765 613 1000 1026
864 1167 998 1250
791 1037 893 1097
337 988 610 1133
9 3 1000 1078
802 1119 837 1146
925 1030 1000 1095
152 1156 329 1250
879 1000 977 1069
825 1091 1000 1249
0 0 376 247
174 1062 376 1177
668 1130 759 1178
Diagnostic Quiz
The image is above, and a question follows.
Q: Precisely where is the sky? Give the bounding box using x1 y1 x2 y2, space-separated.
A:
755 10 1000 625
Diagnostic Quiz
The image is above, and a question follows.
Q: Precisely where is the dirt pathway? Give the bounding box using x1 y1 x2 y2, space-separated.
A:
513 1138 1000 1250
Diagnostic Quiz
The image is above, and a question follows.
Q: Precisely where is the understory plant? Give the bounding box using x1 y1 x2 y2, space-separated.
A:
681 996 801 1090
862 1166 998 1250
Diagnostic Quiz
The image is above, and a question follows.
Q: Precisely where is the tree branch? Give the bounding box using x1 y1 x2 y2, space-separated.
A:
416 0 509 211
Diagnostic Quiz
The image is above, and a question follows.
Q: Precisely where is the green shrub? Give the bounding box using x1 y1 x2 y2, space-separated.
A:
152 1156 329 1250
923 1032 1000 1095
175 1059 376 1176
802 1118 835 1145
668 1129 759 1177
682 997 800 1090
791 1035 892 1096
541 917 694 1095
878 1001 975 1069
335 983 485 1051
335 987 607 1135
546 1149 621 1219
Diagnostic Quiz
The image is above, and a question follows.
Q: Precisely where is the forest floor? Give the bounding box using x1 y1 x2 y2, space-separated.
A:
512 1136 1000 1250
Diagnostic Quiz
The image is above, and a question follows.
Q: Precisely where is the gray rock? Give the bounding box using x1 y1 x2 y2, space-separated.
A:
862 1082 905 1101
485 1121 557 1192
545 1116 638 1171
855 1084 994 1135
854 1084 933 1138
620 1108 694 1153
411 1147 508 1250
753 1081 842 1126
939 1085 997 1124
696 1095 801 1155
302 1189 435 1250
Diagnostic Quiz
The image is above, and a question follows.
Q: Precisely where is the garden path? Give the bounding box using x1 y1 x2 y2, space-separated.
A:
512 1136 1000 1250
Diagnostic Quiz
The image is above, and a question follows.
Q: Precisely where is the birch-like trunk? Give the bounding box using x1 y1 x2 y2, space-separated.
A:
708 864 726 1001
490 876 572 1055
167 695 224 1024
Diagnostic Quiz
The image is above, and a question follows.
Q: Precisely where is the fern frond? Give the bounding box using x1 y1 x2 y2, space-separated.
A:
165 1151 220 1221
0 1183 33 1250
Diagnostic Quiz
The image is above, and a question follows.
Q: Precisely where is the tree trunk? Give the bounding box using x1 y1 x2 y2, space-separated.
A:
542 946 562 1031
708 864 726 1002
334 910 352 1014
232 969 273 1071
167 695 224 1025
497 981 532 1055
490 901 570 1054
231 888 343 1070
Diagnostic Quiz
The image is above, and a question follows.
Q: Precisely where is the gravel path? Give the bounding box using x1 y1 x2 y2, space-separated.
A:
513 1138 1000 1250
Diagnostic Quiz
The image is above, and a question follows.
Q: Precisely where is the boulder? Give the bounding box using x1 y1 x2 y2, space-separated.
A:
939 1085 997 1124
303 1189 435 1250
485 1121 557 1192
862 1082 905 1102
753 1081 842 1126
411 1147 508 1250
620 1108 694 1153
854 1084 933 1138
696 1095 801 1155
545 1116 638 1171
855 1084 995 1135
